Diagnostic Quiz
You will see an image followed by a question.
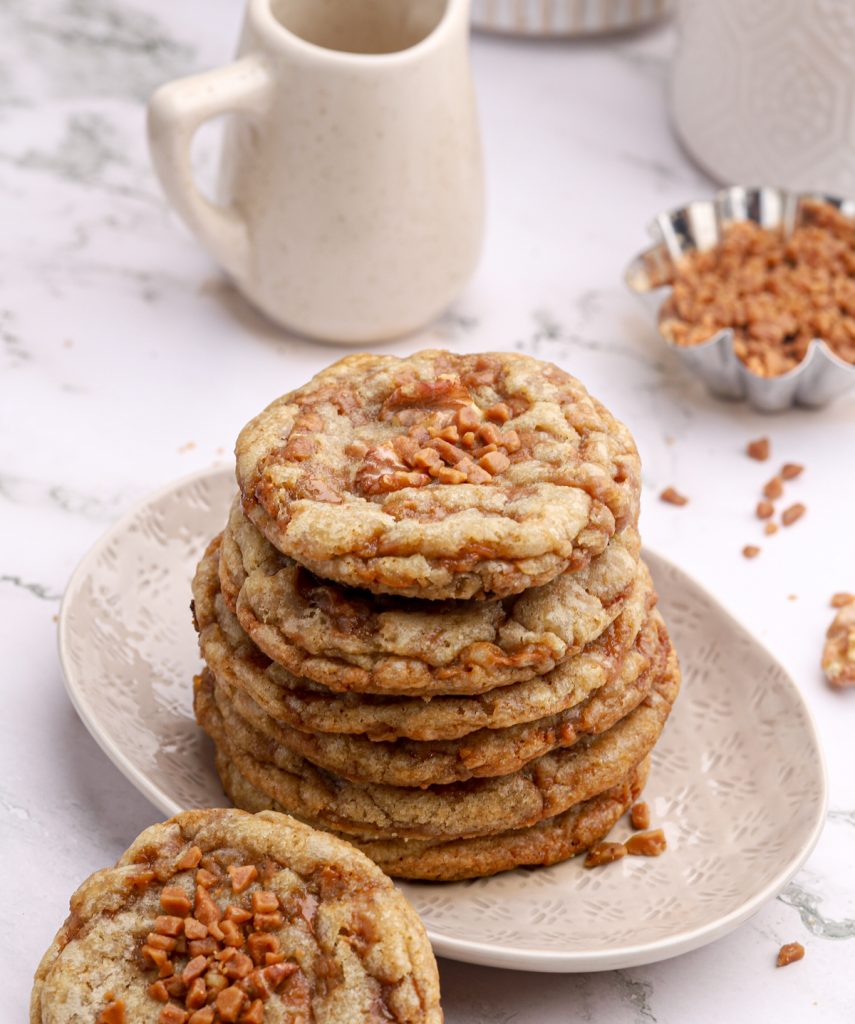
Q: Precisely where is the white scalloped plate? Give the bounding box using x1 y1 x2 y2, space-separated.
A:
58 468 827 973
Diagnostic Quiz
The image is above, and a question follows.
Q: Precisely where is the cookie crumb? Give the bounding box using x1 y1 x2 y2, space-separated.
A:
756 500 775 520
178 441 197 454
823 602 855 689
660 487 688 506
788 594 798 601
763 477 784 500
831 592 855 608
764 523 779 536
630 802 650 830
781 503 806 527
742 545 761 559
781 463 804 480
747 438 770 461
583 842 626 868
776 942 805 967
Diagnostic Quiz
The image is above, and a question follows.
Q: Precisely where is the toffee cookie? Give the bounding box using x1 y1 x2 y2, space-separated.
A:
208 611 670 787
235 351 641 600
194 542 656 742
217 754 651 881
217 499 641 695
31 809 442 1024
195 649 680 841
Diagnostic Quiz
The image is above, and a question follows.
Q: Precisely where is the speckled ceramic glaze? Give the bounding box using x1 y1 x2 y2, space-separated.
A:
147 0 484 343
58 468 827 972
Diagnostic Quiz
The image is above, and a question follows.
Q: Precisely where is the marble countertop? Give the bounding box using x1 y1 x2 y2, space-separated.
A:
3 2 854 1020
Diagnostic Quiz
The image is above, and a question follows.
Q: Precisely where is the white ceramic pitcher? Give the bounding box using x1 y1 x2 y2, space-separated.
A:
147 0 483 343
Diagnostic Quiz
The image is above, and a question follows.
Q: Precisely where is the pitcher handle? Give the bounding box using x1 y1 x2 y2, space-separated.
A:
147 54 273 282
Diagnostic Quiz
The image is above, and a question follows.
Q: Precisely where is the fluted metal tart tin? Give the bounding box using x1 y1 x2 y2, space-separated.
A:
625 186 855 412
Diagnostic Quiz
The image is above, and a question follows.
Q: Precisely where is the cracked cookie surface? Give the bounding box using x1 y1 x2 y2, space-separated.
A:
235 351 640 600
216 501 641 695
194 539 656 742
31 809 442 1024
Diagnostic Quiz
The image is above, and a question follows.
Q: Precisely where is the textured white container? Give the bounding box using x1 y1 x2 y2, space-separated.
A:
672 0 855 192
471 0 671 36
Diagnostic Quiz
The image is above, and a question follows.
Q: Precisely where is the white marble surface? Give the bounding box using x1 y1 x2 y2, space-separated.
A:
2 2 854 1021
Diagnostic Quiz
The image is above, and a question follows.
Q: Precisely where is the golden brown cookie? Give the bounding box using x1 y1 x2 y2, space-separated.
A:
208 610 670 787
217 499 641 694
31 809 442 1024
194 540 656 741
216 753 650 881
235 351 640 600
194 649 679 841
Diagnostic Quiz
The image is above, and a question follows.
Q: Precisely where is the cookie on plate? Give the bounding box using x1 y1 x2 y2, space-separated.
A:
217 753 651 881
31 809 442 1024
235 351 641 600
195 650 680 841
194 539 656 741
207 610 670 787
216 499 641 695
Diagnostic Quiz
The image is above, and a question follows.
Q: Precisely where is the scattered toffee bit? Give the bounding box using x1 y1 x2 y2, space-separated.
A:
776 942 805 968
781 503 806 527
788 595 798 602
763 477 784 501
629 802 650 831
742 545 761 559
624 829 667 857
831 593 855 608
137 859 301 1024
747 438 771 461
756 500 774 520
764 523 779 537
659 487 688 507
781 463 804 480
822 603 855 689
656 202 855 377
583 842 626 868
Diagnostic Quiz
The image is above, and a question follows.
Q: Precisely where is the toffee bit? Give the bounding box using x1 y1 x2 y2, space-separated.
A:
624 829 667 857
781 463 804 480
630 802 650 831
742 545 761 559
659 487 688 506
831 592 855 608
763 477 783 500
756 500 774 520
583 842 626 868
781 503 806 527
747 437 771 461
776 942 805 967
764 523 779 536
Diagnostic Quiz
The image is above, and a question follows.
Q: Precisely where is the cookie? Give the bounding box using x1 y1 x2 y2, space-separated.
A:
822 601 855 688
194 649 679 841
217 499 641 694
195 544 656 741
208 610 670 787
235 351 641 599
31 809 442 1024
216 752 650 881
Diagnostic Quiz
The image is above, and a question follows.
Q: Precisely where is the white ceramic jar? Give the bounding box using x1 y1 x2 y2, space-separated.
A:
671 0 855 192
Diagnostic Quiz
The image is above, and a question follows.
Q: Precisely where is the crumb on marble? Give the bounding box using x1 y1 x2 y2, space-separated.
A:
660 487 688 506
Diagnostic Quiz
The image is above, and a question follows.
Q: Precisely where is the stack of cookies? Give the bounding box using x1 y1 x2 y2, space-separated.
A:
192 351 681 881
